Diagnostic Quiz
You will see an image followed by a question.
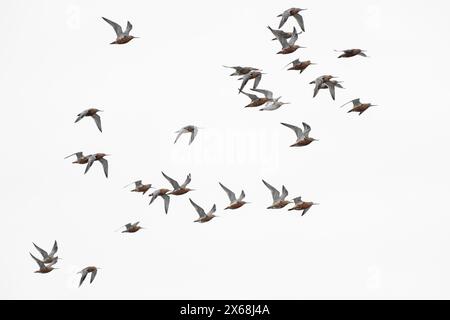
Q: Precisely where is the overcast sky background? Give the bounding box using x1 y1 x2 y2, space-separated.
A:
1 0 449 299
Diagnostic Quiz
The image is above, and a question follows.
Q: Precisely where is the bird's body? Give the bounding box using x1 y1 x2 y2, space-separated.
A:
281 122 317 147
149 188 171 214
277 8 307 32
223 66 259 76
238 71 264 92
75 108 103 132
286 59 315 73
30 253 57 274
190 198 217 223
162 172 194 196
102 17 137 45
262 180 292 209
78 266 99 287
340 98 377 115
122 222 143 233
288 196 317 216
335 49 367 58
84 153 109 178
240 89 273 108
174 125 199 145
219 182 248 210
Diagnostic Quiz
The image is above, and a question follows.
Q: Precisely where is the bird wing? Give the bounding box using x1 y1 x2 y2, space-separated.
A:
65 152 83 160
124 223 132 229
358 52 368 57
219 182 236 202
327 82 336 100
302 207 311 216
208 204 217 216
281 122 304 139
288 27 299 46
262 180 280 201
33 243 49 259
174 129 187 144
293 196 303 204
189 198 206 218
149 190 159 205
238 190 246 201
30 252 46 269
189 127 198 145
79 270 88 287
268 26 289 48
49 240 58 257
90 269 98 283
239 74 250 92
240 91 259 101
281 185 289 200
84 155 95 174
251 88 273 99
92 114 102 132
302 122 311 138
99 158 108 178
293 14 305 32
278 11 290 29
253 73 262 89
313 78 323 98
124 21 133 36
161 194 170 214
162 172 180 189
340 99 359 108
102 17 123 36
181 173 192 188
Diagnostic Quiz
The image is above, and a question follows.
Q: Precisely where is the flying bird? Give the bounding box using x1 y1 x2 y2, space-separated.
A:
310 75 343 100
259 97 290 111
75 108 103 132
189 198 217 223
277 8 307 32
30 253 57 274
149 188 171 214
223 66 259 76
78 266 99 287
124 180 153 195
241 89 272 108
238 71 264 92
335 49 368 58
288 196 318 216
33 241 59 264
121 222 144 233
65 152 90 164
174 125 200 145
102 17 138 44
162 172 194 196
219 182 248 210
262 180 292 209
285 59 315 74
281 122 317 147
269 27 302 41
84 153 109 178
340 98 377 115
268 26 305 55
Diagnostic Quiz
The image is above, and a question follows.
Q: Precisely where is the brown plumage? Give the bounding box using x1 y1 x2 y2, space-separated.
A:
335 49 368 58
340 98 377 115
288 196 318 216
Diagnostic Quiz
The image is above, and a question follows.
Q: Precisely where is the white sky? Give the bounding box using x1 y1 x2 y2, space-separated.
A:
1 0 450 299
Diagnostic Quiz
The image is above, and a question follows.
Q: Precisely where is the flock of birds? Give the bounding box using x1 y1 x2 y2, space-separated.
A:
30 7 377 288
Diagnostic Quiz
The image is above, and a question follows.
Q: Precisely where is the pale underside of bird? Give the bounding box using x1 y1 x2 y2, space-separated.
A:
281 122 317 147
33 241 58 264
30 252 57 274
149 189 170 214
238 71 264 92
223 65 260 76
162 172 193 195
278 8 307 32
102 17 137 44
84 153 109 178
75 108 103 132
123 180 153 195
335 49 368 58
310 75 343 100
219 182 247 210
259 96 290 111
268 26 304 54
174 125 199 145
189 198 217 223
78 266 99 287
262 180 291 209
340 98 377 115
